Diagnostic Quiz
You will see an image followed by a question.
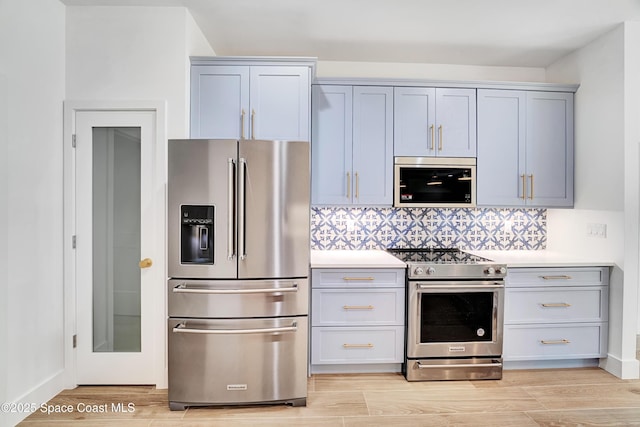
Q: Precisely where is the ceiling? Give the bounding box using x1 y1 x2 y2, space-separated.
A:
61 0 640 68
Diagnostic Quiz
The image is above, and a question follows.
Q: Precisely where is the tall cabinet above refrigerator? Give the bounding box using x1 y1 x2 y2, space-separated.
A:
167 139 310 410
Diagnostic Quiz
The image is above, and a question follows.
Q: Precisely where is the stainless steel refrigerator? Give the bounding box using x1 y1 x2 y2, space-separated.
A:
167 139 310 410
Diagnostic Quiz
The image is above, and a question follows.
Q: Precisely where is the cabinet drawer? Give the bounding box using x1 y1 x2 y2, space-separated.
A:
311 326 404 364
312 288 404 326
507 267 607 287
503 323 607 360
505 286 608 324
312 269 405 288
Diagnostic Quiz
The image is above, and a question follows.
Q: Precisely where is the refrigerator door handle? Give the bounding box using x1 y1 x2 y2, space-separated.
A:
173 321 298 335
227 158 236 260
238 157 247 260
173 283 299 294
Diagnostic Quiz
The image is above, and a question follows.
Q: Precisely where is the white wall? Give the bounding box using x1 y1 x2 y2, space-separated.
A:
0 1 67 426
546 26 625 263
66 6 215 139
546 23 640 378
317 60 546 82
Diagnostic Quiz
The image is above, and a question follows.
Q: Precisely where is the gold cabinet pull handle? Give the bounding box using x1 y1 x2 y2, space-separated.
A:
430 124 435 150
355 172 359 199
346 172 351 199
540 339 570 345
139 258 153 269
343 343 374 348
342 277 374 281
540 275 572 280
521 174 526 200
438 124 443 151
529 174 534 200
240 109 246 139
251 109 255 139
343 305 374 310
541 303 571 308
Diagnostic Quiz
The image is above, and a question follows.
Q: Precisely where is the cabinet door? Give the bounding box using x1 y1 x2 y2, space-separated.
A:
190 65 249 139
249 66 310 141
352 86 394 205
477 89 526 206
435 88 476 157
526 92 574 207
393 87 436 156
311 85 353 205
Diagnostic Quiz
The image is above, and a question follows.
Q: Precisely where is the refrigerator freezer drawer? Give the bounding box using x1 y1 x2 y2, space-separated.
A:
168 316 308 409
167 278 309 318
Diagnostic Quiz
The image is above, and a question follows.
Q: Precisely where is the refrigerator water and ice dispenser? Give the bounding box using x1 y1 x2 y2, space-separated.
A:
180 205 214 265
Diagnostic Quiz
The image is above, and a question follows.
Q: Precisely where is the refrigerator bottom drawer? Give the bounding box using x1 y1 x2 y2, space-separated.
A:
168 316 308 409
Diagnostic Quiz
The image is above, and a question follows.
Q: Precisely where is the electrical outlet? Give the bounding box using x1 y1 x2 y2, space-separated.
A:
503 220 513 233
346 219 356 231
587 223 607 238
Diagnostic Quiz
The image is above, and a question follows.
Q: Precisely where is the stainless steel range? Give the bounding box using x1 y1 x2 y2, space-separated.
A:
387 248 506 381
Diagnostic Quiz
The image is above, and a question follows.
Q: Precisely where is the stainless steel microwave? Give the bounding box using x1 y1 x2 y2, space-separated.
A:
394 157 476 207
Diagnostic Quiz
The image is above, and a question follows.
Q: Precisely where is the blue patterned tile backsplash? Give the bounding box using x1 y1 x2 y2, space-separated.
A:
311 207 546 250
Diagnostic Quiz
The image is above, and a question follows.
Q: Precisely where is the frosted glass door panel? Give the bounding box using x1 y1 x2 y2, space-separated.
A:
92 127 141 353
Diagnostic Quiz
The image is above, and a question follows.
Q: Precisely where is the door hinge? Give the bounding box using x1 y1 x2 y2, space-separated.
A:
72 134 76 148
73 334 77 348
72 235 76 249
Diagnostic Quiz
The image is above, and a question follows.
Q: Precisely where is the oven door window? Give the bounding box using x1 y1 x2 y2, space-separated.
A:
420 292 494 342
399 166 473 204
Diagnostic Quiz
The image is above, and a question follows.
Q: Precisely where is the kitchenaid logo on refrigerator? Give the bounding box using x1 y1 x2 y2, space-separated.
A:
227 384 248 391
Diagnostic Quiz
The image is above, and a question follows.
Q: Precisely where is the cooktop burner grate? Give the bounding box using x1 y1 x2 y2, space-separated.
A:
386 248 491 264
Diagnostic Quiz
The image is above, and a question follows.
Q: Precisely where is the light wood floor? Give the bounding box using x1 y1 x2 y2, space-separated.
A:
19 368 640 426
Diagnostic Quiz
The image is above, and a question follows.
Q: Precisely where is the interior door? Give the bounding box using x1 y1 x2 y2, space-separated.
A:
74 110 159 384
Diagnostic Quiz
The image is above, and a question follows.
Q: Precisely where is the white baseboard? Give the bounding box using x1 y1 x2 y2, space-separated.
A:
0 369 65 427
601 353 640 379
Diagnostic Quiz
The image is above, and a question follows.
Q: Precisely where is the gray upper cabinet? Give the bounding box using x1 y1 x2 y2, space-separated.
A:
312 85 393 206
394 87 476 157
477 89 574 207
191 62 311 141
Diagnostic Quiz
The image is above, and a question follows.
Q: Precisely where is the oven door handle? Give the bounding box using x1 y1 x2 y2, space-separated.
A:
416 282 504 290
416 360 503 369
173 283 298 294
173 322 297 335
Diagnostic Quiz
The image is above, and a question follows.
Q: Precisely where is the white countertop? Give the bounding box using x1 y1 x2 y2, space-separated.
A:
310 250 406 268
468 250 616 268
310 249 616 269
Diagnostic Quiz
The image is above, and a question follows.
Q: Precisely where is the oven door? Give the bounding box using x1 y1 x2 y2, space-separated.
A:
407 280 504 358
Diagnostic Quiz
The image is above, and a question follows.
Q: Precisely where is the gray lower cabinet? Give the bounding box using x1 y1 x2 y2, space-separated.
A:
504 267 609 364
310 268 405 373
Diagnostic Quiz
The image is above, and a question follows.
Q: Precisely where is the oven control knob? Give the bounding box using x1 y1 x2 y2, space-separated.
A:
485 267 496 275
498 267 507 274
426 267 436 275
414 267 425 276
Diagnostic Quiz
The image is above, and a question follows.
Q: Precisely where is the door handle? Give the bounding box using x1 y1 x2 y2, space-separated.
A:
227 158 236 260
240 109 246 139
430 124 435 150
173 283 298 294
438 125 443 151
520 174 526 200
139 258 153 268
173 321 297 335
251 109 255 139
238 158 247 260
528 174 534 200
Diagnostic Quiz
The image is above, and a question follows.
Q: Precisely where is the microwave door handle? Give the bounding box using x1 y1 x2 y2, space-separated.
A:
238 158 247 260
227 158 236 260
